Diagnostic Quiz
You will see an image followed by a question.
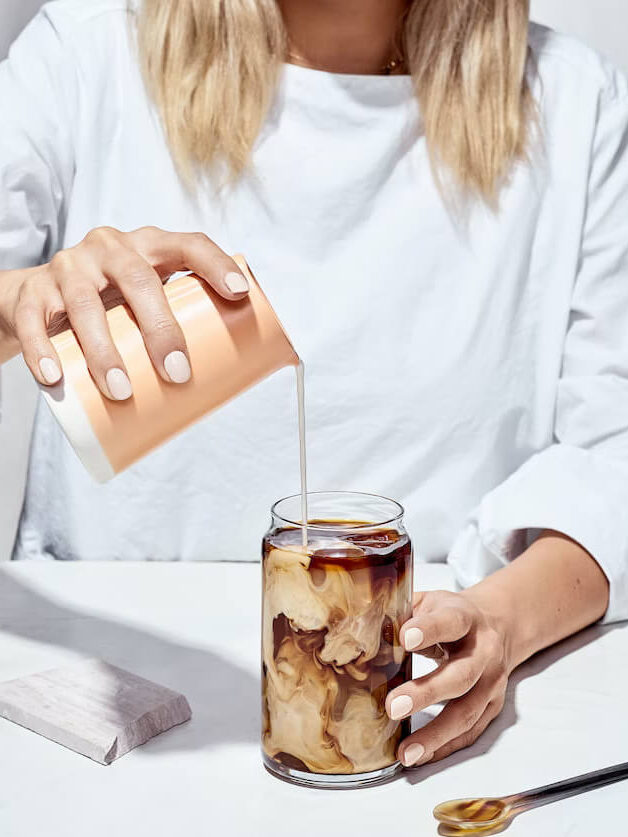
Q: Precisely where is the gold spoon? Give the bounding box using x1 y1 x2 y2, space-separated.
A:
433 760 628 836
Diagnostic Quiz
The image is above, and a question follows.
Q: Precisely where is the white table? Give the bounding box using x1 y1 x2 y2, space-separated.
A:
0 562 626 837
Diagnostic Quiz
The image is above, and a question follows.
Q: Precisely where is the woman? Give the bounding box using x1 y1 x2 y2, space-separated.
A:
0 0 626 769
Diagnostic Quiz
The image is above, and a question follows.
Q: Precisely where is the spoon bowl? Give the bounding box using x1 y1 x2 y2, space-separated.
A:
433 797 514 830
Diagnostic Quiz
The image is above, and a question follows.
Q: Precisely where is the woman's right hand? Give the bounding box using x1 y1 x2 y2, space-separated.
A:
0 226 249 399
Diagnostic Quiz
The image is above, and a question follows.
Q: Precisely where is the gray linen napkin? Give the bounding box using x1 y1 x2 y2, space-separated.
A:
0 658 192 764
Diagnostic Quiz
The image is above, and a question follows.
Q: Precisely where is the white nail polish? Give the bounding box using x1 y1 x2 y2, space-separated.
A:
224 271 249 295
403 742 425 766
164 351 191 384
106 368 133 400
390 694 414 721
39 357 62 385
404 627 424 652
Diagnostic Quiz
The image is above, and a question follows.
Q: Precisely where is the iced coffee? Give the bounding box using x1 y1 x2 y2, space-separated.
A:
261 492 413 788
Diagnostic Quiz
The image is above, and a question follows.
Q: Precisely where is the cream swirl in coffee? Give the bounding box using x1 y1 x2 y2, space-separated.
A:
262 524 412 776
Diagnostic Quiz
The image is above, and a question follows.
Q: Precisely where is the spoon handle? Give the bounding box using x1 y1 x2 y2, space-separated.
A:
510 760 628 811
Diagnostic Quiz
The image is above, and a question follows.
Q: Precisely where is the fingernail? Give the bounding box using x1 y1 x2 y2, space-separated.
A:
223 271 249 295
106 368 133 400
164 350 191 384
390 695 414 721
39 357 62 385
404 627 424 652
402 743 426 767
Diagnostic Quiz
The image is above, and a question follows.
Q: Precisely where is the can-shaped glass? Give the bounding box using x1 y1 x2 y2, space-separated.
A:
261 491 413 789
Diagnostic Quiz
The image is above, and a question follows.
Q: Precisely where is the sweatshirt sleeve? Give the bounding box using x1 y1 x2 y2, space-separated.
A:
447 86 628 625
0 4 78 271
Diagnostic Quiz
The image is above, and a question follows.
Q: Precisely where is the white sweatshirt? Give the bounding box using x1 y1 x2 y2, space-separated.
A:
2 1 628 623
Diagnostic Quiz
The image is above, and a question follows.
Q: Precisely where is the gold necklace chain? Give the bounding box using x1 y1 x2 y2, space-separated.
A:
286 50 406 76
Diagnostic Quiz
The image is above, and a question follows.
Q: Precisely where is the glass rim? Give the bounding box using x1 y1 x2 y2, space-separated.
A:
270 490 405 531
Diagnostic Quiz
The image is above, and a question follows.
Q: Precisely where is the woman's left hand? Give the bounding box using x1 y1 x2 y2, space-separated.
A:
385 590 512 767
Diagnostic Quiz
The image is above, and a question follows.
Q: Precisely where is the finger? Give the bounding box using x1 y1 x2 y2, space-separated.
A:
104 248 191 384
424 699 503 765
60 277 132 401
13 293 63 387
401 605 473 653
396 681 496 767
386 651 483 721
128 227 250 300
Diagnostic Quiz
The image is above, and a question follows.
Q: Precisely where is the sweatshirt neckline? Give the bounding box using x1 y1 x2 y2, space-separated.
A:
281 61 414 108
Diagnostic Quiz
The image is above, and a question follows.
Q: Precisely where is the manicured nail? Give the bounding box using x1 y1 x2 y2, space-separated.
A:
39 357 62 385
223 271 249 295
164 350 191 384
390 695 414 721
402 743 426 767
106 368 133 400
404 627 424 651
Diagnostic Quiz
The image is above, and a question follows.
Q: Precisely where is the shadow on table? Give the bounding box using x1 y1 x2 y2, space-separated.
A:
403 621 626 787
0 567 260 755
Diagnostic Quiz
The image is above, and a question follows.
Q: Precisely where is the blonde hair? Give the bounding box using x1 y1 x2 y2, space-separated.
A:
137 0 534 203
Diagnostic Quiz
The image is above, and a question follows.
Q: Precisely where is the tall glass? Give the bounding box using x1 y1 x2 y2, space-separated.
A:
261 491 413 789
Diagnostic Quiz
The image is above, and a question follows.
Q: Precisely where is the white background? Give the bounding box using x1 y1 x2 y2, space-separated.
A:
0 0 627 560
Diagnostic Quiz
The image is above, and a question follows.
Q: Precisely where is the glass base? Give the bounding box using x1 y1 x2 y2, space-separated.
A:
263 752 403 789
